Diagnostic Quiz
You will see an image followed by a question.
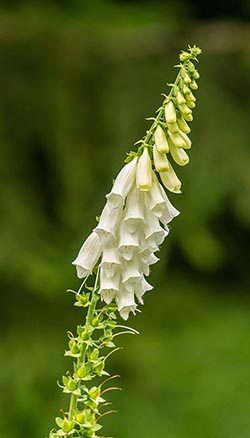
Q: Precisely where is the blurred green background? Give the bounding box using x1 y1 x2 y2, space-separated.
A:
1 1 250 437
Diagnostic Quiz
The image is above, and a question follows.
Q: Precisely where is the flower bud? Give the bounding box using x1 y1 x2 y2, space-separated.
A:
190 80 198 90
183 112 193 122
89 386 101 399
176 91 186 105
170 142 190 166
168 130 188 149
155 125 169 153
193 70 200 80
153 145 169 173
178 103 192 116
76 411 87 425
179 51 190 62
186 100 196 109
166 122 179 133
181 70 191 84
177 117 191 134
136 148 152 191
164 100 177 124
160 163 182 194
62 419 73 433
77 365 88 379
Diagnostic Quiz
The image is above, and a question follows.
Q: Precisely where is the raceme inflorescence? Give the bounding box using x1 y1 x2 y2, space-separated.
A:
48 45 202 438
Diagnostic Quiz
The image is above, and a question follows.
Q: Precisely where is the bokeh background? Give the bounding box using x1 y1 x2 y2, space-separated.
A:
1 1 250 437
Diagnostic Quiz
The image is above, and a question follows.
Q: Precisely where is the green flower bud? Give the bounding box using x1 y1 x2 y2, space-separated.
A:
67 379 77 391
91 317 99 327
179 51 190 62
186 100 196 109
187 61 195 73
178 103 192 116
89 386 100 399
193 70 200 80
183 112 193 122
93 360 105 376
186 90 196 102
176 91 186 105
190 80 198 90
177 117 191 134
62 418 73 433
181 133 192 149
77 365 88 379
153 144 169 173
182 70 192 84
164 100 177 124
170 142 190 166
69 339 79 354
155 125 169 153
76 411 87 424
88 348 99 361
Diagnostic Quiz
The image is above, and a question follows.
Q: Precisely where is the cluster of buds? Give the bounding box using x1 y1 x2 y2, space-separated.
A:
73 45 201 320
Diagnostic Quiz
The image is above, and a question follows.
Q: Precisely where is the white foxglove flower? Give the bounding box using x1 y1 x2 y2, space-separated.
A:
100 243 121 277
158 183 180 226
118 223 139 261
146 172 168 218
106 157 138 208
72 232 102 278
122 260 142 291
94 201 123 245
134 276 153 304
160 163 182 194
143 209 168 247
164 100 177 124
154 125 169 153
99 268 120 304
139 239 159 261
177 116 191 134
123 186 145 233
116 288 137 320
136 148 152 191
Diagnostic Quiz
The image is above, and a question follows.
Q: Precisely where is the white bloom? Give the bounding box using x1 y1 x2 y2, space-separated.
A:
99 267 120 304
118 223 139 261
146 172 168 218
100 243 120 277
158 183 180 226
123 186 145 233
143 209 168 247
139 238 159 261
154 125 169 153
94 201 123 245
134 276 153 304
106 157 138 208
136 148 152 191
122 260 142 291
164 100 177 124
116 288 137 320
72 232 102 278
160 163 182 194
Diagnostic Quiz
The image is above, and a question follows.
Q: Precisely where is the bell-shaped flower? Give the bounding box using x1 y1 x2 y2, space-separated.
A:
123 186 145 233
170 142 189 166
160 163 182 194
99 267 120 304
136 148 152 191
153 145 169 173
154 125 169 153
106 157 138 208
118 223 140 261
116 288 137 320
121 259 142 291
94 201 123 245
134 276 153 304
143 209 168 247
164 100 177 124
100 242 121 277
158 183 180 226
139 238 159 262
146 172 168 218
72 232 102 278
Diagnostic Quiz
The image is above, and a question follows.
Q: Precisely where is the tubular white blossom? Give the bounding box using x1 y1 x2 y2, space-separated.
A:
116 288 137 320
106 157 138 208
146 173 168 218
134 276 153 304
160 163 182 194
122 260 142 291
100 243 121 277
99 268 120 304
118 223 139 261
153 144 169 172
72 232 102 278
123 186 145 233
94 201 123 245
158 183 180 226
143 209 168 247
136 148 152 191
